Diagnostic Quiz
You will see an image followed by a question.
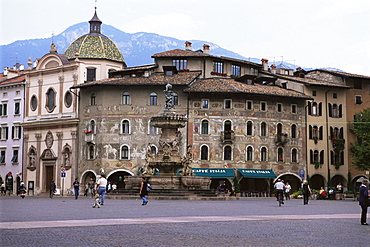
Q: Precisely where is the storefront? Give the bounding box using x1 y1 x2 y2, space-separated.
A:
238 169 277 197
192 168 235 191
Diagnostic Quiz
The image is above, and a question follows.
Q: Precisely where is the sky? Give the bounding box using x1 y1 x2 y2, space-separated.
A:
1 0 370 76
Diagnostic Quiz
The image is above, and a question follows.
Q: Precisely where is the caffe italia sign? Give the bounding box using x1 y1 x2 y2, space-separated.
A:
192 168 235 178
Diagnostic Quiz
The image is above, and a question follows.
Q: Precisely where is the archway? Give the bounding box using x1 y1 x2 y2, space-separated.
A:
310 174 326 190
279 173 302 192
331 174 347 189
107 170 133 190
351 175 369 193
210 178 232 191
239 178 269 192
81 170 97 186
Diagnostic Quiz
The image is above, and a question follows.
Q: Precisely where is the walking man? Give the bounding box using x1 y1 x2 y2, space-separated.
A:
140 177 149 205
95 175 107 205
73 178 80 200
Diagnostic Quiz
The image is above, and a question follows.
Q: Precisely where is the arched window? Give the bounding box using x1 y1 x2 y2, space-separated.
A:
121 120 130 134
313 150 319 163
224 120 232 131
261 122 266 136
312 125 318 139
332 104 338 117
201 145 208 160
292 148 298 163
46 88 56 112
120 145 129 160
278 148 283 162
247 121 253 135
261 147 267 162
65 91 72 108
277 123 283 142
88 144 95 160
201 120 209 135
90 120 96 133
151 145 157 155
90 93 96 105
149 92 157 105
122 92 130 105
312 102 318 116
224 146 232 160
30 95 37 111
291 124 297 139
247 146 253 161
149 120 158 135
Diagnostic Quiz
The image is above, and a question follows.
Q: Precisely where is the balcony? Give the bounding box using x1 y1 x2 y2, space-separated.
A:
221 130 235 143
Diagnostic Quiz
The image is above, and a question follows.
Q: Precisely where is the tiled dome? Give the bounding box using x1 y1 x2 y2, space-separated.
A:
64 9 124 63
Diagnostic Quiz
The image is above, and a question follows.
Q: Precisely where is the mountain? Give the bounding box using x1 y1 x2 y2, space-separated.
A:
0 22 261 70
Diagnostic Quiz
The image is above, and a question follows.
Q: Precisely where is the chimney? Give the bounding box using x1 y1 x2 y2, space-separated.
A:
203 44 210 54
4 67 8 76
261 58 269 71
271 64 277 74
185 41 192 51
27 57 32 68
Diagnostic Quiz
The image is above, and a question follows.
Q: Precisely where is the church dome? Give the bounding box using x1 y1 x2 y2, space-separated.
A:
64 10 124 63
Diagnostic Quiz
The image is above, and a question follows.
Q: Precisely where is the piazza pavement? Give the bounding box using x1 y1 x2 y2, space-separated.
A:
0 194 368 247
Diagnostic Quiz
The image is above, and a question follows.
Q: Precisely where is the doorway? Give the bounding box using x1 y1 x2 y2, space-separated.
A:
45 166 54 192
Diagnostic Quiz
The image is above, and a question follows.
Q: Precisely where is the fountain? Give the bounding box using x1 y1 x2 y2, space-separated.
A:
126 83 210 192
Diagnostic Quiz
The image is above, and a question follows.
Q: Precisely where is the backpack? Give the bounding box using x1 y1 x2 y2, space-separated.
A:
147 183 152 191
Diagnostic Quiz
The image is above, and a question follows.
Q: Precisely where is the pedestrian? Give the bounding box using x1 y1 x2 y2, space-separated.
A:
302 180 312 205
112 183 117 193
73 178 80 200
50 180 56 199
284 182 291 200
336 183 343 193
107 182 112 193
92 193 101 208
88 178 95 198
139 177 149 205
274 179 285 204
84 183 89 196
95 174 107 205
0 183 5 196
359 179 369 225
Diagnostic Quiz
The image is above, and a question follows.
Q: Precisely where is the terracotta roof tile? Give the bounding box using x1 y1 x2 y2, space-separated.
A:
310 69 370 79
185 78 311 99
0 74 26 85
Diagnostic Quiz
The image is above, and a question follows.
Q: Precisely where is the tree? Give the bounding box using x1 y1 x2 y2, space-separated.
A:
350 108 370 170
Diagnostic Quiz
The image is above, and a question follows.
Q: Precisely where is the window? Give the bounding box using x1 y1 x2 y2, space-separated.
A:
201 120 209 135
251 68 258 75
291 104 297 114
90 93 96 106
261 122 267 136
223 146 232 160
150 145 157 155
247 146 253 161
281 83 287 89
355 95 362 105
65 91 72 108
11 149 19 163
89 120 96 133
278 148 283 162
149 121 158 135
247 121 253 135
122 92 131 105
120 145 129 160
332 104 338 117
277 103 282 113
261 147 267 162
224 120 232 131
213 61 223 73
309 101 322 116
201 99 209 109
312 91 316 96
173 59 187 70
30 95 37 111
0 126 9 140
172 93 178 105
14 102 20 115
291 149 298 163
121 120 130 134
201 145 208 160
260 102 266 111
291 124 297 139
329 103 342 118
12 126 21 139
333 93 337 99
224 99 231 109
0 103 7 116
231 64 241 76
87 68 96 82
246 101 253 110
149 92 157 105
88 145 95 160
46 88 56 112
0 150 5 163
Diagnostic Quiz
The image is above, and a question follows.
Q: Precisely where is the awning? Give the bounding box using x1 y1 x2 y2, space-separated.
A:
192 168 235 178
238 169 276 178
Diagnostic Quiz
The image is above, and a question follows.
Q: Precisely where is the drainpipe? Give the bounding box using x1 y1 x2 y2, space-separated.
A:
325 89 332 188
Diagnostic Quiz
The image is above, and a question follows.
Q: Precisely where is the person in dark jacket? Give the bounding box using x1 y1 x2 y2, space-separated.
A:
302 180 312 205
50 180 56 198
139 177 148 206
359 179 369 225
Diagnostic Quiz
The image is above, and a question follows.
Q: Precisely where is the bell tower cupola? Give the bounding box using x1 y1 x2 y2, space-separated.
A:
89 8 102 34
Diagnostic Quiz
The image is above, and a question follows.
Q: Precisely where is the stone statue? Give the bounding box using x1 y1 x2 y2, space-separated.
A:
163 83 176 111
181 145 194 176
